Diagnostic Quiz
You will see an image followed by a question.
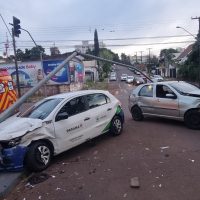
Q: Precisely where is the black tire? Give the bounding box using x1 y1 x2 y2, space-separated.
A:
131 106 143 121
184 110 200 130
110 116 123 136
25 141 53 172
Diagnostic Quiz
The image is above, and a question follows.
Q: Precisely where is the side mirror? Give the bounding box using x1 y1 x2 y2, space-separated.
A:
55 112 69 122
166 93 177 99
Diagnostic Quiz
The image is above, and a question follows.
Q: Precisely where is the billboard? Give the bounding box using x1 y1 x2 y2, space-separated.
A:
0 61 42 87
42 60 69 85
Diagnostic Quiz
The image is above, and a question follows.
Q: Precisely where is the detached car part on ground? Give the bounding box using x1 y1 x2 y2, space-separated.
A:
0 90 124 172
128 81 200 129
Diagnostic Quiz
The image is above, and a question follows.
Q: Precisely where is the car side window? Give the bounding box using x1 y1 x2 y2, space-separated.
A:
156 85 175 98
139 85 153 97
87 93 110 109
58 96 88 117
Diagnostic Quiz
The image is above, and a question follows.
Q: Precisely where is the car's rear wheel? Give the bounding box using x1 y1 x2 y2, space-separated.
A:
131 106 143 121
110 116 123 136
25 141 52 172
184 110 200 130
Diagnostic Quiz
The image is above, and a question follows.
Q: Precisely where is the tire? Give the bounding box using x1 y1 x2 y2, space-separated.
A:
110 116 123 136
184 110 200 130
25 141 53 172
131 106 143 121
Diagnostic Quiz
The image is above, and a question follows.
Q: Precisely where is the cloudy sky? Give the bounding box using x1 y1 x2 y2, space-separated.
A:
0 0 200 57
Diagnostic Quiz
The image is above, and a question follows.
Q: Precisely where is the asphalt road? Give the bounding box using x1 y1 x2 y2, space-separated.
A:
5 66 200 200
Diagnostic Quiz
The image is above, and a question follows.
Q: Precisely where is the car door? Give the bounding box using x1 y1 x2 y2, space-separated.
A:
153 84 179 117
137 84 155 114
53 95 92 153
86 93 115 137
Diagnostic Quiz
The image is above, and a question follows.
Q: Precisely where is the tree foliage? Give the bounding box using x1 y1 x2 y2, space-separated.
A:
16 45 45 61
94 29 99 57
178 41 199 82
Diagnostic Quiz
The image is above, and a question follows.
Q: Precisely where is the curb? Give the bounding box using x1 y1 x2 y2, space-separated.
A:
0 172 23 198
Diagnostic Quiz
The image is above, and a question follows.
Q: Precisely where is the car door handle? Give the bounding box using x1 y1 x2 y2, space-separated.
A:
107 108 112 111
84 117 90 121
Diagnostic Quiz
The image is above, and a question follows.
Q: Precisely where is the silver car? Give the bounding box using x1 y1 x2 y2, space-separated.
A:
128 81 200 129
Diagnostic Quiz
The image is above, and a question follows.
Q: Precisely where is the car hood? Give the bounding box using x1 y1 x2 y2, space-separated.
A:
0 115 43 141
184 90 200 97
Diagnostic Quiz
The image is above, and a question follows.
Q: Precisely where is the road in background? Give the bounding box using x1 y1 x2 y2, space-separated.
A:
5 65 200 200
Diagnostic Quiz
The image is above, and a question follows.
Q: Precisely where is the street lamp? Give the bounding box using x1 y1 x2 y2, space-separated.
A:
176 26 200 87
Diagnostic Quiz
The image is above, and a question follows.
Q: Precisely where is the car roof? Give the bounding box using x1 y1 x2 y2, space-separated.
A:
45 90 110 100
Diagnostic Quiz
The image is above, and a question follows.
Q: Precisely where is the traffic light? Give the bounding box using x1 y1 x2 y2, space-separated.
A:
13 16 21 37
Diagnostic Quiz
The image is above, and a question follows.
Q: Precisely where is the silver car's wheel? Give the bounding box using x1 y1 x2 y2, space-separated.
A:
110 116 123 136
25 141 52 172
131 106 143 121
184 110 200 130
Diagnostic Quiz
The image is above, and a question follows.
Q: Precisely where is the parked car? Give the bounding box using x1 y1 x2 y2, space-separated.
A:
0 90 124 171
126 76 134 83
121 74 127 81
133 77 145 86
151 75 163 82
128 81 200 129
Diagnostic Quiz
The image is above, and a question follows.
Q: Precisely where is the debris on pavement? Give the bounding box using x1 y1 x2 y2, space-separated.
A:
160 146 169 150
130 177 140 188
28 173 50 185
145 147 150 151
158 184 162 188
189 159 195 163
123 193 127 198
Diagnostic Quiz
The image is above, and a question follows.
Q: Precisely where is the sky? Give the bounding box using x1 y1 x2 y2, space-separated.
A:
0 0 200 58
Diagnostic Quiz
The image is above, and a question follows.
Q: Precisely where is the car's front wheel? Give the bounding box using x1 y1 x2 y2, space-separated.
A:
110 116 123 136
131 106 143 121
25 141 53 172
184 110 200 130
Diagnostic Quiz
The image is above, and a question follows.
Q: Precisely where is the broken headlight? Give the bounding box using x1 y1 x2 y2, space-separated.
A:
1 137 22 148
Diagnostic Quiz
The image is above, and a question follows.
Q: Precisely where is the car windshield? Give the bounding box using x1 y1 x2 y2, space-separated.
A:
169 82 199 94
20 98 63 120
127 76 133 79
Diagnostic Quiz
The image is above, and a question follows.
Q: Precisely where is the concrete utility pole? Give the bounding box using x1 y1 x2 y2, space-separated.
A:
191 16 200 88
140 51 143 63
135 52 137 63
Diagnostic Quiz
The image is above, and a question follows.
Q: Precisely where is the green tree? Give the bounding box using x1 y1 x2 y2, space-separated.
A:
121 53 131 64
16 49 24 61
30 45 45 59
94 29 99 57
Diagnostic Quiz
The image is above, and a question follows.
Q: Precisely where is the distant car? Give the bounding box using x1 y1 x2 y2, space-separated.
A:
133 77 145 86
121 74 127 81
110 74 117 81
128 81 200 129
126 76 134 83
151 75 163 82
0 90 124 171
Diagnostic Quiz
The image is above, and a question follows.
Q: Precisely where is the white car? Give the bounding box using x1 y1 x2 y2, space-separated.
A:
110 74 117 81
121 74 127 81
126 76 134 83
151 75 163 82
0 90 124 172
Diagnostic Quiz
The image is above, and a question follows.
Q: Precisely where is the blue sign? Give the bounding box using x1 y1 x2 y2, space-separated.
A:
43 60 69 84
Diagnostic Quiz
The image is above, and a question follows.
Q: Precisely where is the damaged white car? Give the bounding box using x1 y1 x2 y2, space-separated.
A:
0 90 124 172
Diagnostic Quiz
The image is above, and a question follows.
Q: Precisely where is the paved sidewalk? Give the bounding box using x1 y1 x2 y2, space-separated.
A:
0 172 22 198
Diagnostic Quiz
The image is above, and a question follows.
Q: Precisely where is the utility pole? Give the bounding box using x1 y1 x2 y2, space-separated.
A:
135 52 137 63
192 16 200 88
147 48 152 74
12 28 21 97
140 51 143 64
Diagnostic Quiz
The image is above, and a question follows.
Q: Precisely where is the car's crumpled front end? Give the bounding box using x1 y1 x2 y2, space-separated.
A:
0 141 27 171
0 115 43 171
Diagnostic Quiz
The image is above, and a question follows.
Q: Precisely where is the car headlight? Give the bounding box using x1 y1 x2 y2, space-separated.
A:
7 137 22 148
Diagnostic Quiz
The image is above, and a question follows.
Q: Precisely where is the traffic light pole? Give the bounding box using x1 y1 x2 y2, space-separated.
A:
12 28 21 97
